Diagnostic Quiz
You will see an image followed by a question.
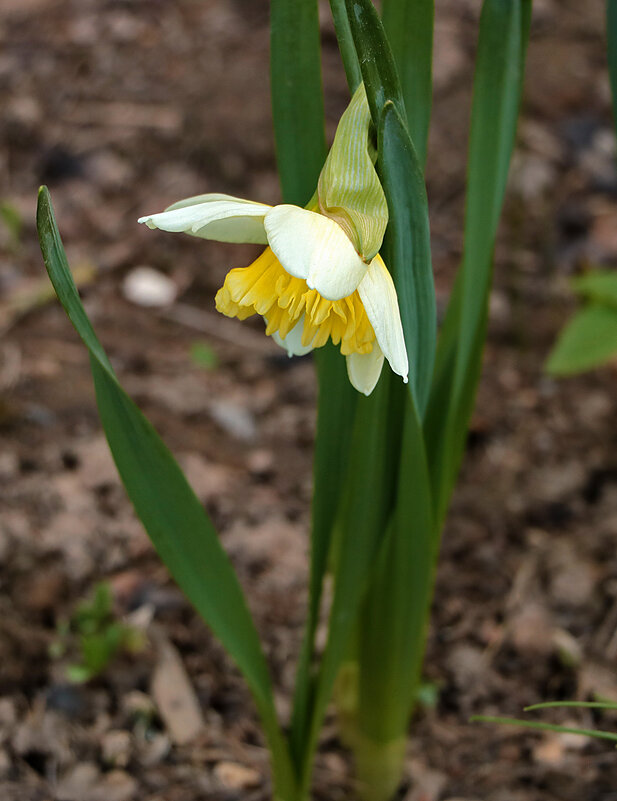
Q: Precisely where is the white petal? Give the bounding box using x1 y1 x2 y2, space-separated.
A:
138 194 270 244
269 316 314 357
346 346 385 396
264 205 368 301
357 254 409 382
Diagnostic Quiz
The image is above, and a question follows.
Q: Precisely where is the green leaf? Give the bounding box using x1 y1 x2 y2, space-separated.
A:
289 344 357 769
546 304 617 375
382 0 434 165
378 101 435 418
425 0 531 525
269 0 360 781
471 715 617 743
344 0 406 128
571 270 617 309
353 397 434 792
453 0 530 394
66 665 95 684
36 186 296 799
525 701 617 711
297 372 404 796
608 0 617 136
329 0 363 93
270 0 326 205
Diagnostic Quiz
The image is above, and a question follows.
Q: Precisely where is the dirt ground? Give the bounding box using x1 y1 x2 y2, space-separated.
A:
1 0 617 799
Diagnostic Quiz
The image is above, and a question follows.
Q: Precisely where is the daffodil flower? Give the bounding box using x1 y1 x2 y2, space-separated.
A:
139 84 408 395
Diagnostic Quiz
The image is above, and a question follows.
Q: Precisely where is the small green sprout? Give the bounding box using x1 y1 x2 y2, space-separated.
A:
51 582 145 684
0 200 23 250
190 341 219 370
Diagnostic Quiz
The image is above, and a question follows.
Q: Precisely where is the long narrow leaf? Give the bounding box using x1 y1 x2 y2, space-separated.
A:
270 0 353 778
454 0 529 395
344 0 406 126
525 701 617 711
289 344 357 767
425 0 531 524
345 0 436 417
378 101 435 418
471 716 617 743
37 187 296 799
298 372 404 796
354 395 433 755
270 0 326 205
329 0 363 92
382 0 434 165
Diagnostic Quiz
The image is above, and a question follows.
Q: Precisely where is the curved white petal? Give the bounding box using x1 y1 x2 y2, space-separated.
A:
138 194 270 244
346 346 385 396
357 254 408 382
270 316 315 357
264 205 368 301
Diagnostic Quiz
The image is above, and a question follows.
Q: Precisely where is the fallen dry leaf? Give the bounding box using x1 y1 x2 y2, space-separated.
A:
150 628 204 746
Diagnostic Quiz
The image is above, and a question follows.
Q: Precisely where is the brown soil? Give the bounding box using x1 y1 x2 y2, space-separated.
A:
1 0 617 799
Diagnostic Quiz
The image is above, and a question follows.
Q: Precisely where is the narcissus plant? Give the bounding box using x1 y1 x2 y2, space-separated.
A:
37 0 533 798
139 85 407 396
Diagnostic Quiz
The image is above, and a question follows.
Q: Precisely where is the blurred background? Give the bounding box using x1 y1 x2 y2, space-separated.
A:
1 0 617 799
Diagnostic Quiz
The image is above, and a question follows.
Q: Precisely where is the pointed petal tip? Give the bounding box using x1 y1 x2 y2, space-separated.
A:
358 255 409 382
346 348 384 396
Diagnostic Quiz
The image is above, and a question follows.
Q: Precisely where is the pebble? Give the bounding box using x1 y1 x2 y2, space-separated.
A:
101 730 132 768
90 770 138 801
509 603 555 656
56 762 101 801
122 266 177 308
121 690 156 723
213 761 261 790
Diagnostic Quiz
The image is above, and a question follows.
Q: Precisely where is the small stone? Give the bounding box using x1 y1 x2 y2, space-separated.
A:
121 691 156 722
101 730 132 768
0 452 18 480
406 759 447 801
0 748 11 778
559 726 590 750
246 449 274 476
509 603 555 656
123 267 177 308
534 736 565 766
0 699 17 731
208 400 256 441
552 629 583 667
548 544 596 608
92 770 138 801
213 761 261 790
56 763 101 801
510 152 556 201
446 644 486 687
